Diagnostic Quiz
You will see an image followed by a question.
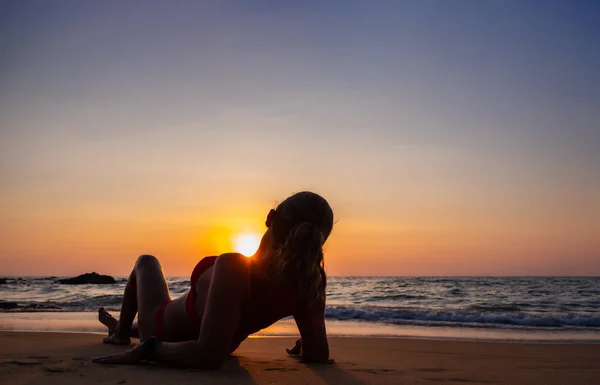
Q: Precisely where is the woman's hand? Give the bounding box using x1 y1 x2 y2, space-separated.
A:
93 344 143 365
93 338 156 365
286 338 302 356
286 338 334 364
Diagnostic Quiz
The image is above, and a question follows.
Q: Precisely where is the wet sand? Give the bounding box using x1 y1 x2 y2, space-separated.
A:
1 331 599 384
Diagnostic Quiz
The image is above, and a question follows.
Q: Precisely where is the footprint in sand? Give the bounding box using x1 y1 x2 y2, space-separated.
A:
43 360 76 373
44 364 75 373
1 360 43 366
417 368 449 373
350 368 379 374
263 367 299 372
349 367 397 375
424 378 484 383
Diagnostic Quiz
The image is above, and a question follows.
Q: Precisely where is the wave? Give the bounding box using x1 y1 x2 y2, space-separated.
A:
0 294 123 312
324 306 600 329
467 304 523 312
367 294 429 301
3 277 599 332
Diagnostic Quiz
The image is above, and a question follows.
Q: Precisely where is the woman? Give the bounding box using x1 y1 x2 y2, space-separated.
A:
93 191 334 369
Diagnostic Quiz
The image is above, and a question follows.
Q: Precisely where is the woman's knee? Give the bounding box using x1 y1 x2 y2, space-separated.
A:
136 254 160 270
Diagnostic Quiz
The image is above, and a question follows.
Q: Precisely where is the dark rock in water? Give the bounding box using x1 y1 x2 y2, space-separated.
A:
0 278 7 285
0 301 18 310
57 272 116 285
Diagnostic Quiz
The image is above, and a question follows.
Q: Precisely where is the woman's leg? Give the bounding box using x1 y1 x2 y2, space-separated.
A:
102 254 171 344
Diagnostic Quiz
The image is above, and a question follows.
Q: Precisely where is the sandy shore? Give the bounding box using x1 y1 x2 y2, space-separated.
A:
1 332 599 384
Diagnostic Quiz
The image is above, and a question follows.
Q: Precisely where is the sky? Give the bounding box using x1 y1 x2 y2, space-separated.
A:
1 1 599 276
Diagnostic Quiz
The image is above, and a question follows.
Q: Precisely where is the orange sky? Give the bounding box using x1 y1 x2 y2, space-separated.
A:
1 2 599 276
1 182 598 276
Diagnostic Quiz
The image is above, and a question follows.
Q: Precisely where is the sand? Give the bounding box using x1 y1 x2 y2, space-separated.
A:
1 332 599 385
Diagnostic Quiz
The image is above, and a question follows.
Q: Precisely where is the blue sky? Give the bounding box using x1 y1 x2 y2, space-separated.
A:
1 1 599 275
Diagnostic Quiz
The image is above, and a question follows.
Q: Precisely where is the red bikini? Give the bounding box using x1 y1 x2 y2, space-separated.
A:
154 256 217 341
186 256 218 321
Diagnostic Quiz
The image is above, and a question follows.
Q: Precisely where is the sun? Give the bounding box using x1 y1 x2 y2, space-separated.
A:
233 233 261 257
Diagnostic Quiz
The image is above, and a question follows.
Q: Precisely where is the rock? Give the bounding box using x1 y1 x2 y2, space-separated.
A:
57 272 116 285
0 278 7 284
0 301 18 310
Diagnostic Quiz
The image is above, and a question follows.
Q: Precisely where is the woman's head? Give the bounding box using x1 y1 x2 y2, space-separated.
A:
265 191 334 303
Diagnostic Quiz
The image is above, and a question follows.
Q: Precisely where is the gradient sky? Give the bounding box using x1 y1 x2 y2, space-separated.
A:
1 1 599 276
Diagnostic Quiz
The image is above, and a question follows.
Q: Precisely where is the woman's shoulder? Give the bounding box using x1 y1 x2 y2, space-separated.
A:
215 253 249 266
212 253 253 278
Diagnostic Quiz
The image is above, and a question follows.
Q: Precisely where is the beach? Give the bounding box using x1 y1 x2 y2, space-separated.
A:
1 332 599 385
2 276 599 383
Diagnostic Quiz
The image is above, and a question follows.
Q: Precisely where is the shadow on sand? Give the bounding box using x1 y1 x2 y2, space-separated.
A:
306 361 365 385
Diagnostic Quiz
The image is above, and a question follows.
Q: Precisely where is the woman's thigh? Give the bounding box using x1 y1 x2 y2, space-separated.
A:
135 254 171 340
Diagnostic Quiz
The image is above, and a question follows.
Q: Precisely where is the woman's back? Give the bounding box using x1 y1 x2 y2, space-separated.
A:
161 254 306 349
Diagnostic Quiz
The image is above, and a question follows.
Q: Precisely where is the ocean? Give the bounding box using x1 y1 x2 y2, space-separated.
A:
1 276 599 342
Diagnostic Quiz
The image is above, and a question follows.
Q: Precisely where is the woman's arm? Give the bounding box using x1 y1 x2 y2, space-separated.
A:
156 253 248 368
292 296 330 363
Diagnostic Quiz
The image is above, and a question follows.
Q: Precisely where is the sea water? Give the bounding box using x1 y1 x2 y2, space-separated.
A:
1 276 599 342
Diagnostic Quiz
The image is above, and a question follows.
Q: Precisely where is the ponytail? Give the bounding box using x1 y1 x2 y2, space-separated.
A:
271 222 327 303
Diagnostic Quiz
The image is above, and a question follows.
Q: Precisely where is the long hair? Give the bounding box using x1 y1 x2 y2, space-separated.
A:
268 192 333 303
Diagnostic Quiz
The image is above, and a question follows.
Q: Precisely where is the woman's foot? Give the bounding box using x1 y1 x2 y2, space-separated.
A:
98 308 130 345
102 332 131 345
98 307 118 334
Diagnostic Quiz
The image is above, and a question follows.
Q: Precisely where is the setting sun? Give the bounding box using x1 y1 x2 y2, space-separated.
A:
233 233 261 257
